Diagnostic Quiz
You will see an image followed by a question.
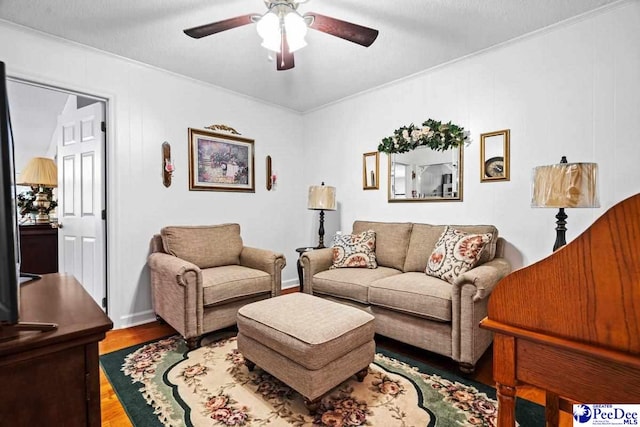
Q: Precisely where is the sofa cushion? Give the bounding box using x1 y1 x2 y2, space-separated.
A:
352 221 412 271
161 224 243 269
368 272 452 322
425 226 493 284
404 223 499 272
313 266 401 304
202 265 271 306
331 230 377 269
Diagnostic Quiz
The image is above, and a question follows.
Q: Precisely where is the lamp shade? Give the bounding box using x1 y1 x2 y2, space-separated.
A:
18 157 58 187
308 184 336 211
531 162 598 208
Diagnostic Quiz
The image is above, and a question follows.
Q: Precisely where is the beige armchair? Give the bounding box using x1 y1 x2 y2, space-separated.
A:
148 224 286 348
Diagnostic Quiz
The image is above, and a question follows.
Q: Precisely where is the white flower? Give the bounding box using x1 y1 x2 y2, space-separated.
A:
402 129 409 139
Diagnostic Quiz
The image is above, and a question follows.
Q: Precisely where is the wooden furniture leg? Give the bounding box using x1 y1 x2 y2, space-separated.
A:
545 392 560 427
244 358 256 371
496 383 517 427
355 367 368 382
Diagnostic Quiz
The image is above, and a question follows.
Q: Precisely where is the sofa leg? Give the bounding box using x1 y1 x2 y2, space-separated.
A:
355 367 369 382
459 362 475 374
304 397 321 415
185 337 199 350
155 314 166 324
244 358 256 372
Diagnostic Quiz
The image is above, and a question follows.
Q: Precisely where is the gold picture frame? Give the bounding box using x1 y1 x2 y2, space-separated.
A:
480 129 510 182
188 128 255 192
363 152 379 190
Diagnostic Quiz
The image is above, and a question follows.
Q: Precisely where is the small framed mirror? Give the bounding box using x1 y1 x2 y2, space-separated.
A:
388 146 463 202
363 152 379 190
480 129 510 182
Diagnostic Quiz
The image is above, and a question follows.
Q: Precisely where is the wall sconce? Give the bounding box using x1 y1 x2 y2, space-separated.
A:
531 156 599 251
266 155 276 191
162 142 174 187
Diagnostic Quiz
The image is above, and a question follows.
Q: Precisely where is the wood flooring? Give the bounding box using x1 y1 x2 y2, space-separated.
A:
99 291 572 426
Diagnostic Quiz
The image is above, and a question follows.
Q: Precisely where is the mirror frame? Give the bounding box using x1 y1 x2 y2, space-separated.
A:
480 129 510 182
387 146 464 202
363 151 379 190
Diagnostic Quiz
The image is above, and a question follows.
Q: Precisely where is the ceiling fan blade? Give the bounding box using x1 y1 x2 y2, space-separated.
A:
184 14 255 39
304 12 378 47
276 34 295 71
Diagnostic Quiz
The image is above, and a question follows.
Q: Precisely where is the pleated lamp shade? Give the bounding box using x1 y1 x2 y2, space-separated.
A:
18 157 58 188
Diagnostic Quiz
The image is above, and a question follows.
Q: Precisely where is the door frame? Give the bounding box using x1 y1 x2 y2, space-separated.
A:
8 75 113 314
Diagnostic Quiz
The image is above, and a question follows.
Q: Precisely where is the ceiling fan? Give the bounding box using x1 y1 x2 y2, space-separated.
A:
183 0 379 71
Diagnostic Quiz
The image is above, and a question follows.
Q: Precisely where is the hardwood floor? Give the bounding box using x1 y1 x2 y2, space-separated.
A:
99 292 572 426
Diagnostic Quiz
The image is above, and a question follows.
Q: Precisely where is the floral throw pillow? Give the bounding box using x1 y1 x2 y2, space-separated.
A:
426 226 493 283
331 230 377 269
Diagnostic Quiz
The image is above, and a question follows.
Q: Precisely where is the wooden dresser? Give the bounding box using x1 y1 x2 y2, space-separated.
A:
480 193 640 426
0 274 113 426
19 223 58 274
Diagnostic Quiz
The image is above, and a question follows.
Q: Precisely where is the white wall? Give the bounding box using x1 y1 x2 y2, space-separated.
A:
302 1 640 269
0 22 306 329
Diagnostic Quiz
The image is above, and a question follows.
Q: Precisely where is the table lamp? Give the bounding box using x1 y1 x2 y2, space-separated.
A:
18 157 58 224
308 182 336 248
531 156 599 251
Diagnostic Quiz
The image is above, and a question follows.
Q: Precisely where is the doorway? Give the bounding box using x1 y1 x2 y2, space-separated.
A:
7 79 108 312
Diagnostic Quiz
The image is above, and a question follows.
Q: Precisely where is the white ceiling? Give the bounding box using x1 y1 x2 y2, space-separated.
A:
0 0 621 112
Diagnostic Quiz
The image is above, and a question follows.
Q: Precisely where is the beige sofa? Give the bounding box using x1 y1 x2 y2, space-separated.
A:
301 220 511 372
148 224 286 348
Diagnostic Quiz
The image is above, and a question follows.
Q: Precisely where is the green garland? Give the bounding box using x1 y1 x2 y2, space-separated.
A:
378 118 468 154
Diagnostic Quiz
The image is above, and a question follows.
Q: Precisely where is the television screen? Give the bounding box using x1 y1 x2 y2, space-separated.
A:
0 60 20 325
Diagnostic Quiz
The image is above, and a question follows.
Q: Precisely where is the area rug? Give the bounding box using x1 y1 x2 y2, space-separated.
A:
101 332 543 427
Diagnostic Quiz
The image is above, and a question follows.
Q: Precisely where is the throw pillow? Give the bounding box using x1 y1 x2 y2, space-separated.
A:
426 226 493 283
331 230 377 269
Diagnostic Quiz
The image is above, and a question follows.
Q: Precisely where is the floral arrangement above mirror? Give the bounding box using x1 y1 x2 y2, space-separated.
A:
378 119 468 154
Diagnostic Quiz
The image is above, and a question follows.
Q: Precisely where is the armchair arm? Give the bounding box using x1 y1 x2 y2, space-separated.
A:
148 252 202 286
300 248 333 294
450 257 512 366
240 246 286 296
453 257 512 302
147 252 203 339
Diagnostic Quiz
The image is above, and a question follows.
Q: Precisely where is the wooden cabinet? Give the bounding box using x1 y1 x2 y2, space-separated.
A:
19 224 58 274
0 274 113 426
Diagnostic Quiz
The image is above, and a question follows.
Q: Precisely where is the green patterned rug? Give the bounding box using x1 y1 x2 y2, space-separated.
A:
100 332 543 426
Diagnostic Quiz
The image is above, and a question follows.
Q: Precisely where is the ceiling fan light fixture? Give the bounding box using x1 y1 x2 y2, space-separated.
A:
256 11 281 51
284 11 308 52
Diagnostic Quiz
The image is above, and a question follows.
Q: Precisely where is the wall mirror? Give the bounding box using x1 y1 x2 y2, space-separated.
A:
363 152 379 190
480 129 510 182
388 146 463 202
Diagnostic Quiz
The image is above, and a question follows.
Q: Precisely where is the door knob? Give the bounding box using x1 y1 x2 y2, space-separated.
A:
55 223 63 229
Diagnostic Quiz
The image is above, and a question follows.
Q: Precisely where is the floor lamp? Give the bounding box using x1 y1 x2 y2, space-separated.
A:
308 182 336 248
531 156 599 251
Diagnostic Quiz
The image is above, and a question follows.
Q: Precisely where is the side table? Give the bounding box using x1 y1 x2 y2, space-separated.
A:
295 246 317 292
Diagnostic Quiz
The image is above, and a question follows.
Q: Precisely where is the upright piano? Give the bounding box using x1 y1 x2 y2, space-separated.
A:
481 193 640 426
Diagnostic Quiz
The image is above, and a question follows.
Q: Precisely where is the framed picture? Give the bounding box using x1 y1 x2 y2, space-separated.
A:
480 129 510 182
188 128 255 192
363 151 379 190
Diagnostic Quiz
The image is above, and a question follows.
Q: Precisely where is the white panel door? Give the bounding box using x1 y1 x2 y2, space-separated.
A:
57 101 106 309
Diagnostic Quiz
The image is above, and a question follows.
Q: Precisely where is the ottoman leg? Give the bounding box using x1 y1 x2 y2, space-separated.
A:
304 397 321 415
355 367 369 382
244 358 256 372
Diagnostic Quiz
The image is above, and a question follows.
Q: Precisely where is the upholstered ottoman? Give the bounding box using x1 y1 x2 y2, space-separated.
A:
236 292 375 411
